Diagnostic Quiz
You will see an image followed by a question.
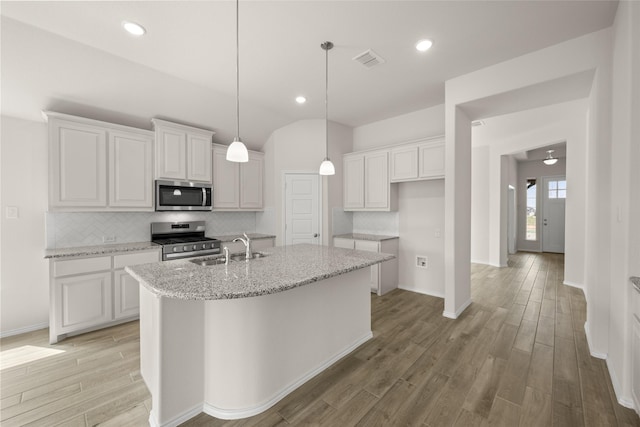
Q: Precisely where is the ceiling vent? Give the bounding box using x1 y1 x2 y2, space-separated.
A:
352 49 386 68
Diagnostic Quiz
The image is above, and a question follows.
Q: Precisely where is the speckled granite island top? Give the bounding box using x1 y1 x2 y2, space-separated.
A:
44 241 160 259
125 243 394 300
334 233 399 242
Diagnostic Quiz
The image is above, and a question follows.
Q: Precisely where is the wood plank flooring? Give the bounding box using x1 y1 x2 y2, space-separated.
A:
1 252 638 426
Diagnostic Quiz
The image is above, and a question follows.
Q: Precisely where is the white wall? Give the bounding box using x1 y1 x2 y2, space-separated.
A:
516 158 567 252
397 181 445 297
471 146 490 264
1 116 49 336
262 119 352 246
606 0 640 408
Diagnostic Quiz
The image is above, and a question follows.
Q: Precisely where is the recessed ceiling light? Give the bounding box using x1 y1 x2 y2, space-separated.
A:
295 96 307 104
415 39 433 52
122 21 146 36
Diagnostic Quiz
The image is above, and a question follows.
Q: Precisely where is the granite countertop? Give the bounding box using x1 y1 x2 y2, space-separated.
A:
44 241 160 259
211 233 276 242
125 243 394 301
334 233 399 242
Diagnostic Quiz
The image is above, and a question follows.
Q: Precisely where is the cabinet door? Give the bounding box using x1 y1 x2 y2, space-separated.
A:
334 238 355 249
343 155 365 209
390 146 419 182
187 133 212 182
113 269 140 319
156 127 186 180
55 272 112 333
240 152 264 209
108 130 153 208
354 240 380 292
212 146 240 209
50 120 107 207
365 152 389 209
419 142 445 179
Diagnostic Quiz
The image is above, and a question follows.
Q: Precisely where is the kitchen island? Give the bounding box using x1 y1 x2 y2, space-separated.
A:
126 243 394 427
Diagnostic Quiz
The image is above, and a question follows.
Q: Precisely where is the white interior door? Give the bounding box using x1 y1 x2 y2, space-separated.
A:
285 174 320 245
542 176 566 253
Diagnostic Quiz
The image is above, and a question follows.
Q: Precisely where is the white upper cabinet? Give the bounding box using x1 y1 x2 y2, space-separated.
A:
418 139 445 179
152 119 214 183
390 146 419 182
46 112 154 211
49 119 108 208
240 152 264 209
212 144 264 210
108 130 153 208
343 151 396 211
365 151 390 209
343 155 365 209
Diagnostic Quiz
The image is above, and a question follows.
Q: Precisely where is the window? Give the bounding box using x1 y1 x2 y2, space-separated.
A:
526 179 537 241
548 179 567 199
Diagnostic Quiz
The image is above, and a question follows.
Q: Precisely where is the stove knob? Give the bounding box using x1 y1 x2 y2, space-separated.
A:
210 243 216 249
173 247 179 252
183 246 188 251
202 244 206 249
192 245 197 250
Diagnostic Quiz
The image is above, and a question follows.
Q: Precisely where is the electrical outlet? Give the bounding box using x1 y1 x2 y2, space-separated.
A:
434 228 441 238
102 236 116 243
416 256 428 269
6 206 18 219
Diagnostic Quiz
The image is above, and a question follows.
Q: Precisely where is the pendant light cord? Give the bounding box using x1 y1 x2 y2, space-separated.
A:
325 43 329 159
236 0 240 140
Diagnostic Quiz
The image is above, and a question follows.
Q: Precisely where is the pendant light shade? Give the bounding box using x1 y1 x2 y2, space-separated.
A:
543 150 558 166
226 0 249 163
319 41 335 176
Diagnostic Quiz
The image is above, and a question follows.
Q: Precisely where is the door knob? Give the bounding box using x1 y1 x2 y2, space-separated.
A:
313 233 319 238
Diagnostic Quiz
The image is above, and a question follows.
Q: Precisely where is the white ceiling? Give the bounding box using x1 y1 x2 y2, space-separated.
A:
1 1 618 149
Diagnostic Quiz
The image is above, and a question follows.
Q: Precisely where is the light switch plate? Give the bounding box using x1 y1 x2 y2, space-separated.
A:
6 206 18 219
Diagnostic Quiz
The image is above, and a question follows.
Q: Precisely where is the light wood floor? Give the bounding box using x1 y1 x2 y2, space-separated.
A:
1 252 639 426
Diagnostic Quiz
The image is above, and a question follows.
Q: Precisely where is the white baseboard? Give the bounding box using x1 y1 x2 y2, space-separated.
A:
443 298 472 319
563 280 584 291
149 404 202 427
583 322 607 359
605 357 637 410
203 331 374 420
470 260 504 268
398 285 444 299
0 322 49 339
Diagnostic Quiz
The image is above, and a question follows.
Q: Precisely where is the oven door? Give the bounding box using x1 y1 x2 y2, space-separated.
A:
155 180 212 211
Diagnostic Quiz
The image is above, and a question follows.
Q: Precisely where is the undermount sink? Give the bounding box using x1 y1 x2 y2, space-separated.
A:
190 257 227 266
190 252 269 266
229 252 269 262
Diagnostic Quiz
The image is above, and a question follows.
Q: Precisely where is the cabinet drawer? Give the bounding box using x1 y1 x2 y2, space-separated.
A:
114 251 160 269
54 256 111 277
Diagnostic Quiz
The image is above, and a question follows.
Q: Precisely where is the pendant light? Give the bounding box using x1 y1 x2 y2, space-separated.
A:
543 150 558 166
226 0 249 163
319 41 335 176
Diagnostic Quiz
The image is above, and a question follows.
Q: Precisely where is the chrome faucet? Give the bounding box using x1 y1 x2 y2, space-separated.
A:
233 233 252 260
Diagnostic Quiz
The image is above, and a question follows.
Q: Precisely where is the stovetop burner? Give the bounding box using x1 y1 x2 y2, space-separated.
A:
151 221 221 261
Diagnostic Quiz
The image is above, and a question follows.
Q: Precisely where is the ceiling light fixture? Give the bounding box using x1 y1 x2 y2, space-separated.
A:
319 41 335 176
415 39 433 52
226 0 249 163
296 96 307 104
122 21 146 36
543 150 558 165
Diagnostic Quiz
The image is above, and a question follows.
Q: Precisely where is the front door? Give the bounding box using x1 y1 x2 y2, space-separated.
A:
284 173 321 245
542 176 566 253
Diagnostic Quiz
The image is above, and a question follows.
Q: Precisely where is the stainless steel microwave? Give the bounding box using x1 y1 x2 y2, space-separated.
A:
155 180 212 211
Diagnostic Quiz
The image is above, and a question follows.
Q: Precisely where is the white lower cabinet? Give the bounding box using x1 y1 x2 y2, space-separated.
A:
632 284 640 411
220 237 275 254
49 249 160 343
333 237 398 295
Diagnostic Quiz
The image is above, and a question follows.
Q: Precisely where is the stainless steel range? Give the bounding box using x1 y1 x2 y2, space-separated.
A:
151 221 221 260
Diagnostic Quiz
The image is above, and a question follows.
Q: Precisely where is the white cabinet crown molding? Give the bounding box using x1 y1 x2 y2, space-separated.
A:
43 111 153 138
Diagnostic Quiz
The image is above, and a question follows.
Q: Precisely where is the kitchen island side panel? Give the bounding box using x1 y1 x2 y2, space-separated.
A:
202 267 372 419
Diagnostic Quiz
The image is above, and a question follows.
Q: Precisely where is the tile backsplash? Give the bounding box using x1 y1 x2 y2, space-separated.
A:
352 211 399 235
46 211 257 248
